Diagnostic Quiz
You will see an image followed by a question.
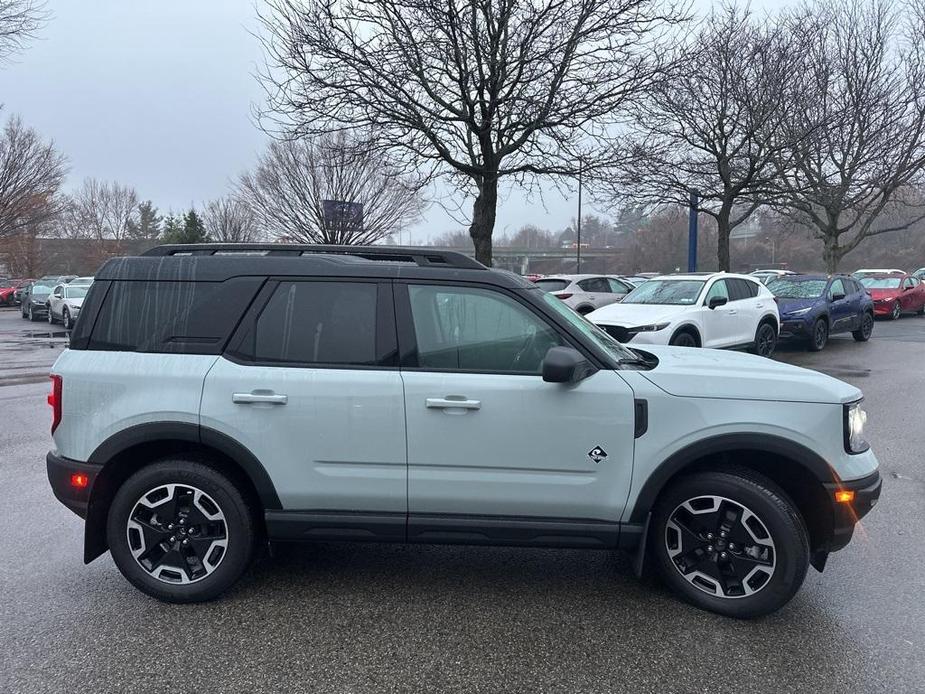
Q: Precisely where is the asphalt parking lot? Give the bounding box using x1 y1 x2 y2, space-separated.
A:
1 306 923 693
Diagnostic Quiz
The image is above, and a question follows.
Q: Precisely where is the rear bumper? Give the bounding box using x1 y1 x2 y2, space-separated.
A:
46 451 100 519
822 470 882 552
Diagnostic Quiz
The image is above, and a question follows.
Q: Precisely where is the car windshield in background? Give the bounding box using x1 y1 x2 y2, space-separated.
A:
534 279 570 293
31 284 53 295
539 292 637 361
860 277 902 289
767 278 827 298
65 286 89 299
622 279 705 305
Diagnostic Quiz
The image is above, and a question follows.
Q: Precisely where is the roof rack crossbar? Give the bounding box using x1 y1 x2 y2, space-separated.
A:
141 243 486 269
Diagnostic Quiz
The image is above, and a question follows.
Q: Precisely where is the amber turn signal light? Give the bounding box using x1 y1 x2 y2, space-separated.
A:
834 490 855 503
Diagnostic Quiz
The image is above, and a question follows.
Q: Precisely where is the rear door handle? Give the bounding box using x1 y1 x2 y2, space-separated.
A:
426 397 481 410
232 392 288 405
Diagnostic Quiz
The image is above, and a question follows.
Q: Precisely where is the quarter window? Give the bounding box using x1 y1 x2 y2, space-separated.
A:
406 285 562 373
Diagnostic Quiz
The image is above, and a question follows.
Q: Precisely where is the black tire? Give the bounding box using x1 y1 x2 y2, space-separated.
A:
890 301 901 320
47 306 55 324
650 468 810 619
917 303 924 316
669 329 698 348
807 318 828 352
62 308 71 330
749 321 777 357
852 312 874 342
28 305 39 322
107 459 256 603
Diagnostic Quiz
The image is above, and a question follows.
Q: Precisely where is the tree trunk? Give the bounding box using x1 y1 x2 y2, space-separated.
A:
716 205 732 272
823 233 840 273
469 176 498 267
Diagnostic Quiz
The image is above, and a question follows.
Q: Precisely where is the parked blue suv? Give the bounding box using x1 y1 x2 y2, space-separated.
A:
767 274 874 351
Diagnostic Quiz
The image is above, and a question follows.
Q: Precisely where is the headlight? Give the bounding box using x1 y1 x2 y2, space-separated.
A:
784 307 813 317
634 322 670 332
844 400 869 453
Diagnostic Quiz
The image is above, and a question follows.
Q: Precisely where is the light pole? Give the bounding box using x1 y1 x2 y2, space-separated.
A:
687 188 699 273
576 157 583 273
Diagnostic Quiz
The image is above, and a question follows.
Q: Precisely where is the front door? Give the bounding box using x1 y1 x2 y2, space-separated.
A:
397 282 637 529
700 279 741 347
200 279 407 514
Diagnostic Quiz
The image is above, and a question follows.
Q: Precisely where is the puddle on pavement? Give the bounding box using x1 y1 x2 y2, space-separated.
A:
823 366 871 378
21 329 69 339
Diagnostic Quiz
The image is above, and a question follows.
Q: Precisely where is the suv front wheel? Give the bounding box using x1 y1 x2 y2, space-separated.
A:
650 469 809 618
107 459 256 603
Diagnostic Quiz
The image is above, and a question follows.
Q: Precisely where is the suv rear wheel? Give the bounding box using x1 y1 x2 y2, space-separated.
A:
750 321 777 357
107 459 256 603
650 469 810 618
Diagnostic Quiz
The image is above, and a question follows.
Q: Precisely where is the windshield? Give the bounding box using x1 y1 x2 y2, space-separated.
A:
534 279 570 293
767 278 827 298
31 284 53 295
65 286 89 299
622 279 705 305
539 291 636 362
860 277 902 289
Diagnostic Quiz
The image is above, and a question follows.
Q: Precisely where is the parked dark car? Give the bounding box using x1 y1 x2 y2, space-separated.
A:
767 274 874 351
12 278 35 305
21 280 57 321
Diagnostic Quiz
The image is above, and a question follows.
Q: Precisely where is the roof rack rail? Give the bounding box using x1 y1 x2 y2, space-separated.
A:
141 243 486 270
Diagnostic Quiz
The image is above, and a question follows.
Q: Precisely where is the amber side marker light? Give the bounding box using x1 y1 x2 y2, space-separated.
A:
70 473 89 489
835 490 855 503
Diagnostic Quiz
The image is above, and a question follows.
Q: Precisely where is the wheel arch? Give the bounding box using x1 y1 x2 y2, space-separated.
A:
83 422 280 563
670 323 702 347
629 433 837 556
758 312 779 332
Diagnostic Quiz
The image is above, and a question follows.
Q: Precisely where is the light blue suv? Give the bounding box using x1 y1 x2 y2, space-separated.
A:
45 244 881 618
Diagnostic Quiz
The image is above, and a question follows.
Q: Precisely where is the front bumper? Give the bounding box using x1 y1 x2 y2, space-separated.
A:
598 324 669 345
778 317 813 340
822 469 882 553
46 450 101 519
872 302 896 316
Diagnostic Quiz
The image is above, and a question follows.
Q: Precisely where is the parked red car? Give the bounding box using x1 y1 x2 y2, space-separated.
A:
0 278 16 306
859 273 925 319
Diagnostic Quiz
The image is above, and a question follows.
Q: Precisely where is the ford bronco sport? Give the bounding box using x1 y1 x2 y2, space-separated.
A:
46 244 881 618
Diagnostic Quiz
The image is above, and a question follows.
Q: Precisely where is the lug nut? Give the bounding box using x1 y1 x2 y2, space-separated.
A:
706 545 714 552
720 552 727 559
706 533 714 540
720 531 727 538
169 536 176 543
179 519 186 525
167 523 174 531
728 543 736 551
182 539 190 545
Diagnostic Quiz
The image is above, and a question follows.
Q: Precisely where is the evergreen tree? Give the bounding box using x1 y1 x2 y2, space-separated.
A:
125 200 162 240
161 209 209 244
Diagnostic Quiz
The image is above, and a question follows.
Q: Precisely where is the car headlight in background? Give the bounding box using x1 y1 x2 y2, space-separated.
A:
634 322 670 332
844 400 869 453
784 307 813 317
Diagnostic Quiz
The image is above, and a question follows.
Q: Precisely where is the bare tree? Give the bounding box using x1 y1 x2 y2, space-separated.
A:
0 115 66 239
608 4 807 271
202 196 263 243
59 178 139 254
773 0 925 272
0 0 47 62
236 132 424 244
256 0 683 265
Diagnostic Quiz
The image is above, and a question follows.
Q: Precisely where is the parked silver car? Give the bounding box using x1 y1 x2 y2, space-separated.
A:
48 282 91 329
534 274 636 314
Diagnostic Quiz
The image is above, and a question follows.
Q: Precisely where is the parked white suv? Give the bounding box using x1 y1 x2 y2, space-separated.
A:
45 245 879 618
587 273 780 357
534 274 635 314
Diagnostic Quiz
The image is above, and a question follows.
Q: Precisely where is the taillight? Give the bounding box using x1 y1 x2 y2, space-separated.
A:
48 374 62 434
554 292 573 300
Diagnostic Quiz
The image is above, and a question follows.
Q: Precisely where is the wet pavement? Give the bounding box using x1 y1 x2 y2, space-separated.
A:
1 307 923 693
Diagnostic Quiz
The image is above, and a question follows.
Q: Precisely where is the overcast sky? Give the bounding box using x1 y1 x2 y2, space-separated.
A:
0 0 784 243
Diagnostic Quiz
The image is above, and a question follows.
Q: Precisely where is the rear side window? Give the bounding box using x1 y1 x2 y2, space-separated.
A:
577 277 609 293
85 278 262 354
727 278 759 301
248 281 379 366
534 279 570 293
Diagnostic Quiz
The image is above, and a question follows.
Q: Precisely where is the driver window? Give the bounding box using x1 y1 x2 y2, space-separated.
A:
704 280 729 304
407 285 562 373
829 279 845 298
53 285 63 298
904 277 915 289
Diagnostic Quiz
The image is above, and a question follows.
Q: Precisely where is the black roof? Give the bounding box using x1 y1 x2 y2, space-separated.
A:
96 243 533 289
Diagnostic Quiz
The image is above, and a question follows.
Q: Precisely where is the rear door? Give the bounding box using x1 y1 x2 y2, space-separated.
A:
200 279 407 517
576 277 611 310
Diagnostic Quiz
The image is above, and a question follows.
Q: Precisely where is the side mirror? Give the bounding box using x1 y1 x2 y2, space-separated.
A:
708 296 728 310
831 292 845 301
542 346 596 384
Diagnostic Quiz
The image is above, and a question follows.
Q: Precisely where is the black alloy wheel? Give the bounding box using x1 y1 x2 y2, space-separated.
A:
670 331 697 348
808 318 828 352
751 322 777 357
852 313 873 342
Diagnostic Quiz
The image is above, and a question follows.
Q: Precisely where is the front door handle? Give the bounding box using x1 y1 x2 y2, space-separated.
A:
426 397 481 410
232 392 288 405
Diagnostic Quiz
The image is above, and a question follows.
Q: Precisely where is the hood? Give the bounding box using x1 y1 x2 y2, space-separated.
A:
776 297 820 316
65 297 84 309
868 288 900 299
587 302 692 326
30 291 50 300
637 345 861 404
